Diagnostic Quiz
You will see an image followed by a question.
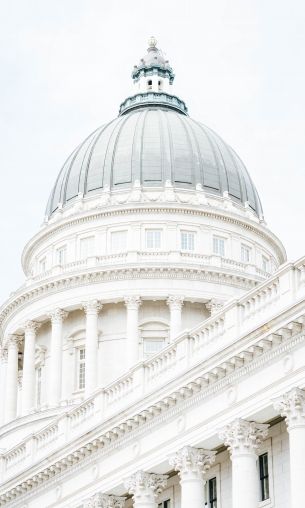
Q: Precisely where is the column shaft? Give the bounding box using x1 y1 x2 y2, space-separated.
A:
48 309 68 407
83 301 101 396
5 337 19 422
167 296 184 341
22 321 40 414
0 350 8 426
124 297 141 367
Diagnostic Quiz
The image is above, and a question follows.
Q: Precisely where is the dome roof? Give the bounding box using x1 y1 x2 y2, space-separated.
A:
46 108 263 218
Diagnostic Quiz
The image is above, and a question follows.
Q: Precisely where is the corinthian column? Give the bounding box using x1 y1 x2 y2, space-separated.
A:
125 471 168 508
0 348 8 425
274 387 305 508
83 493 126 507
167 295 184 341
22 320 40 415
124 296 141 367
47 308 68 407
219 419 269 508
82 300 102 396
5 335 21 422
169 446 216 508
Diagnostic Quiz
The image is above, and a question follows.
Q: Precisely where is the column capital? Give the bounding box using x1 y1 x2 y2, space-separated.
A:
47 308 69 324
169 445 216 477
7 334 23 350
125 470 168 497
219 418 269 456
82 300 103 315
274 387 305 430
206 299 224 315
0 347 8 364
84 493 126 508
167 295 184 310
124 295 142 310
23 320 41 334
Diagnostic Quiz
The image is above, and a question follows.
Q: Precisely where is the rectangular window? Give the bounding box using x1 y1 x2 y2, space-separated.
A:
39 257 46 273
209 477 217 508
158 501 170 508
262 255 270 272
80 236 94 259
78 348 86 390
259 453 270 501
241 244 251 263
36 367 42 406
181 231 195 251
145 229 161 249
111 230 127 253
56 245 67 265
213 236 225 256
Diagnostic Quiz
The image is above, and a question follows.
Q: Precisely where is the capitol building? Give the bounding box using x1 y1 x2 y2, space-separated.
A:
1 37 305 508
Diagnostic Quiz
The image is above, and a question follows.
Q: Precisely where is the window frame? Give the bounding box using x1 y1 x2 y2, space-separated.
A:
213 235 226 257
56 245 67 266
180 230 195 252
145 228 162 250
204 463 221 508
262 255 270 273
241 243 251 263
79 235 95 260
257 438 274 508
110 229 128 254
76 347 86 391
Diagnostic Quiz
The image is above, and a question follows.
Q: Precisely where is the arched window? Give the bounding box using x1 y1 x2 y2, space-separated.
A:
147 79 152 90
158 79 163 91
139 320 169 358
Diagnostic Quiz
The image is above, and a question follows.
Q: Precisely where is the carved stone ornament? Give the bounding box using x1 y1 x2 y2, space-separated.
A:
166 295 184 310
124 471 168 499
47 308 69 324
23 320 41 334
206 299 224 315
0 347 8 364
219 418 269 456
273 387 305 430
83 493 126 508
124 296 142 310
7 334 23 350
169 446 216 478
82 300 103 315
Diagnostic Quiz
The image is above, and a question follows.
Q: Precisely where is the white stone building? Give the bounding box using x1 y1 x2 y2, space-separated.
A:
0 37 305 508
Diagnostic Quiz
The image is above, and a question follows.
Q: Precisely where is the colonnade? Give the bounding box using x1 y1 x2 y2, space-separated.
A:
82 388 305 508
1 295 185 424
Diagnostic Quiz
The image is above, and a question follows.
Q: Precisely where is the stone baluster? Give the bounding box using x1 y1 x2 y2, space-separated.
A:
124 296 142 367
169 445 216 508
4 335 21 422
274 387 305 508
167 295 184 341
47 308 68 407
22 320 40 415
83 492 126 507
125 471 168 508
0 348 8 425
82 300 102 396
219 418 269 508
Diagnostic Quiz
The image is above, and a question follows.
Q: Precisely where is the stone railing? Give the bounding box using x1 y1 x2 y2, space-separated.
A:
28 251 272 282
1 258 305 484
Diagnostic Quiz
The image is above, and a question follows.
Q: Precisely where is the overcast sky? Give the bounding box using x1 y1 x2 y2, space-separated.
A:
0 0 304 303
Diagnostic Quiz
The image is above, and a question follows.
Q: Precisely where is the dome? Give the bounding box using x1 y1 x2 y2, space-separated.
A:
46 108 263 218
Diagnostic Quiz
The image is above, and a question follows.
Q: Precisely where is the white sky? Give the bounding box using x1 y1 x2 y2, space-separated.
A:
0 0 305 303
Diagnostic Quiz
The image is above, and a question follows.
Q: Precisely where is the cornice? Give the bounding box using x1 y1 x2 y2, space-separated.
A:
0 311 304 505
21 203 286 271
0 266 257 332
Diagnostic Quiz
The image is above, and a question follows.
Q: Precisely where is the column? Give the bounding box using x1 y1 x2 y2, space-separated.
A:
274 387 305 508
167 295 184 341
219 418 269 508
124 296 141 368
83 492 126 507
47 308 68 407
82 300 102 396
22 320 40 415
0 348 8 426
125 471 168 508
169 446 216 508
5 335 21 422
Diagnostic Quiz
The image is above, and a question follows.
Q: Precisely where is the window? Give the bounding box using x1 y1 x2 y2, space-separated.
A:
158 501 170 508
205 477 217 507
39 257 46 273
241 244 251 263
80 236 94 259
56 245 66 265
36 367 42 406
144 339 165 356
147 79 152 90
259 453 269 501
181 231 195 251
78 348 86 390
111 230 127 253
262 255 270 272
145 229 161 249
213 236 225 256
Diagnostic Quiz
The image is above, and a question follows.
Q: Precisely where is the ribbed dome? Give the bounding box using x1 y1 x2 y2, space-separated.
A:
46 108 263 217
